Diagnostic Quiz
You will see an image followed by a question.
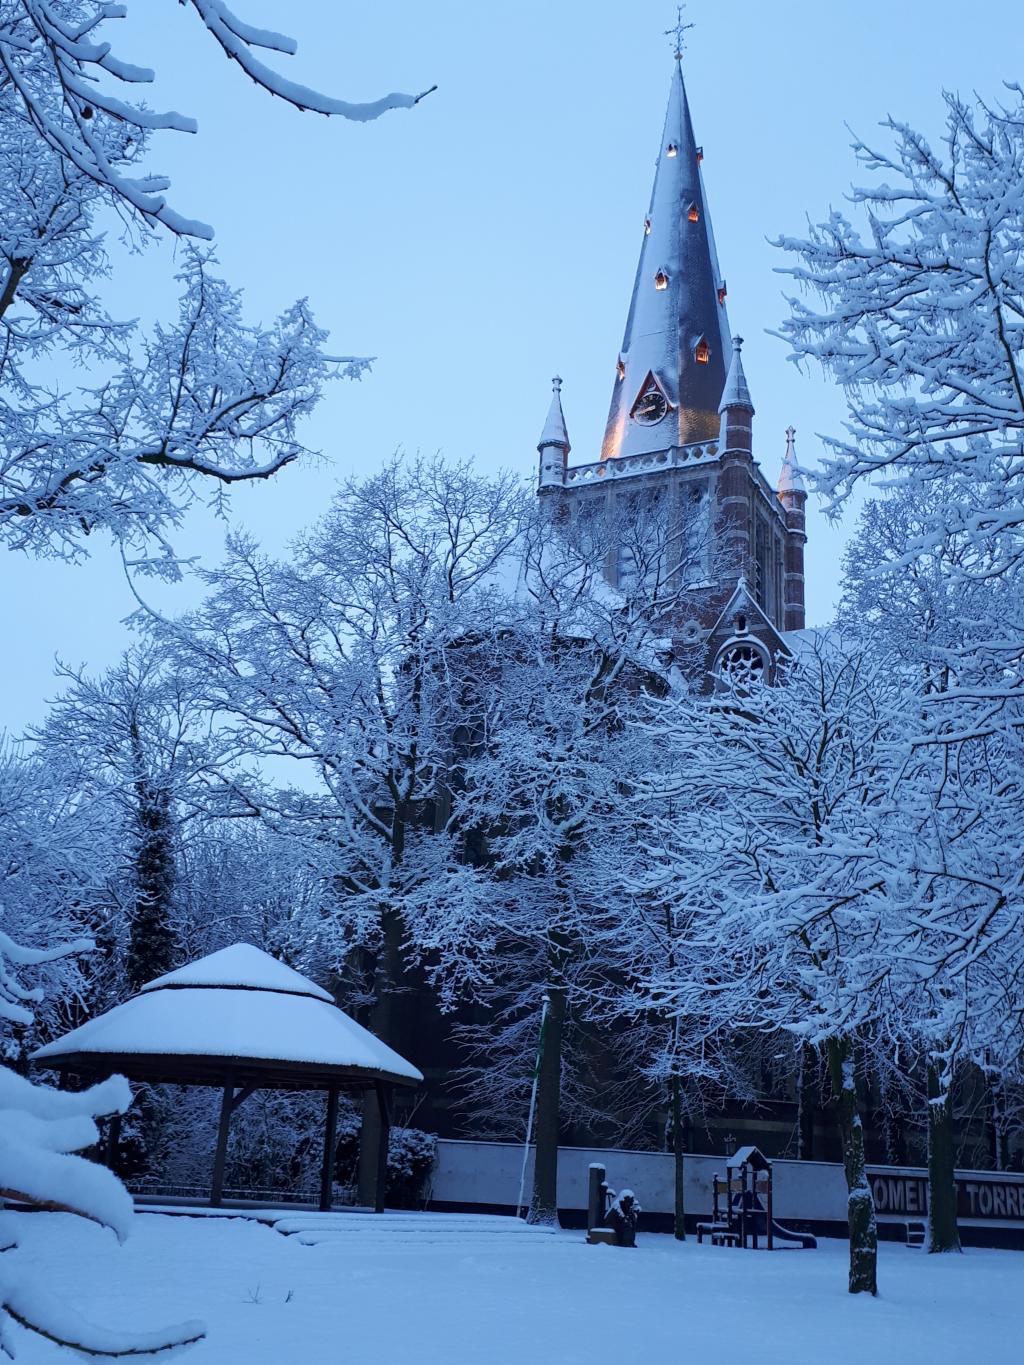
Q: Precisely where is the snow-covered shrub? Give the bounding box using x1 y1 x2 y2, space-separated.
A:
332 1121 437 1209
0 931 204 1356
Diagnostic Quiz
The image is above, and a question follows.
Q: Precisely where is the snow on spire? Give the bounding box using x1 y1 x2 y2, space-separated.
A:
538 376 570 490
601 57 731 460
538 375 570 453
778 424 806 495
718 335 754 414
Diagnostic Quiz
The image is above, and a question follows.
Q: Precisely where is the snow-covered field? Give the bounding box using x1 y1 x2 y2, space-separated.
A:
8 1209 1019 1363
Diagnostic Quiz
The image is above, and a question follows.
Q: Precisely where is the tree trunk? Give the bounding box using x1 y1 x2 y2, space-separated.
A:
126 769 178 993
826 1035 878 1295
926 1059 961 1253
357 900 406 1205
797 1043 816 1161
529 983 566 1227
671 1073 686 1240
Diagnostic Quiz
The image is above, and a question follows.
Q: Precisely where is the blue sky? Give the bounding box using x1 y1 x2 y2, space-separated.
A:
3 0 1019 732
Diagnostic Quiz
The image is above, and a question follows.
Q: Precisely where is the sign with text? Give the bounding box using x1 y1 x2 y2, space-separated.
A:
868 1169 1024 1223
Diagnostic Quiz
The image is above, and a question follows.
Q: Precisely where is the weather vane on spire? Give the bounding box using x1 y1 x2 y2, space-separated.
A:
665 4 695 60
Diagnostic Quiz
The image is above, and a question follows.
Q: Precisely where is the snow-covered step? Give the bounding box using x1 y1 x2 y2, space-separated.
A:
270 1212 558 1247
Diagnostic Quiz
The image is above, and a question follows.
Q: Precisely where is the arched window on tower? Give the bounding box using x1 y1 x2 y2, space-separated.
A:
716 642 767 689
681 480 711 586
695 337 710 364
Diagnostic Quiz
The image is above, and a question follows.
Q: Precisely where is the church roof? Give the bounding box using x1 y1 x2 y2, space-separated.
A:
602 58 731 461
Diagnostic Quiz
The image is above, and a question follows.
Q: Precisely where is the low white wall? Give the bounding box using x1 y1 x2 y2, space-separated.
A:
430 1138 1024 1229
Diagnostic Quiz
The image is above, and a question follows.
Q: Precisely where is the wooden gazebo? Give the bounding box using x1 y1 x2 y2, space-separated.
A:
32 944 422 1212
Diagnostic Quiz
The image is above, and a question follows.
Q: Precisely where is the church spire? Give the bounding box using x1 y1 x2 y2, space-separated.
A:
538 376 570 490
601 57 731 461
778 424 805 495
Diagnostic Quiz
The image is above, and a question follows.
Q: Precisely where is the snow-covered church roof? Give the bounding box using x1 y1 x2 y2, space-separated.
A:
33 944 422 1089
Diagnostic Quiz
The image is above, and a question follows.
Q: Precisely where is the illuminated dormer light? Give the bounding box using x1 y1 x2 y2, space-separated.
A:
666 142 678 157
616 358 626 381
687 202 700 223
696 145 704 163
654 268 669 291
695 337 710 364
718 282 728 306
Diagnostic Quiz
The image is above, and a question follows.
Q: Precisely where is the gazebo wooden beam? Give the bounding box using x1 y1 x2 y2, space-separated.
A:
319 1087 340 1213
210 1078 259 1208
374 1082 392 1215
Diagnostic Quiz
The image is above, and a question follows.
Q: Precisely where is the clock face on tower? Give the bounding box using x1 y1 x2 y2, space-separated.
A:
633 387 669 425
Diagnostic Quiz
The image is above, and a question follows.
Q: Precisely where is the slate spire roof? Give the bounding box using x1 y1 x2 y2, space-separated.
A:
719 335 754 414
601 57 731 461
538 375 570 454
778 424 805 495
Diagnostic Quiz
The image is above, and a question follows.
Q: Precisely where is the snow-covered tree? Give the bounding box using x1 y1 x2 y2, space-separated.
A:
839 481 1024 1248
427 490 717 1225
1 2 432 237
0 1 432 563
0 742 122 1052
31 644 247 994
777 89 1024 550
635 633 930 1293
162 454 525 1191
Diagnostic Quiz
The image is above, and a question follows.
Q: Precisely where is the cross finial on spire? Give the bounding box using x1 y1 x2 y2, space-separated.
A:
552 375 562 393
665 4 694 60
785 424 796 450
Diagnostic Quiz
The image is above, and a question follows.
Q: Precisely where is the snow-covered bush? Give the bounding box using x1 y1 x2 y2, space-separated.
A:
0 931 205 1356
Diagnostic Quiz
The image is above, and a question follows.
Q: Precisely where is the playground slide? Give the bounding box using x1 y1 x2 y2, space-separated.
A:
743 1208 816 1249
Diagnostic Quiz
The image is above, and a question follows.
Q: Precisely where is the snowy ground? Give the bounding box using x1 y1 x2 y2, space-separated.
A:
7 1209 1020 1363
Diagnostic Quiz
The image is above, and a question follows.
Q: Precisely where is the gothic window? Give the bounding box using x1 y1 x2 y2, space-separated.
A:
717 642 767 688
755 519 772 616
681 480 710 586
617 488 666 595
687 202 700 223
695 337 710 364
654 268 669 291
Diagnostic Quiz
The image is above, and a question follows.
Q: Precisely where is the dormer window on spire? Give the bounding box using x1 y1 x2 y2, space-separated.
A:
643 217 651 236
666 142 678 157
695 337 710 364
718 283 727 306
654 268 669 291
687 202 700 223
616 358 626 381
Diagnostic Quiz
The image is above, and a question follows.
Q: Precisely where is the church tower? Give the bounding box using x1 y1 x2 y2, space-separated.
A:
537 54 807 677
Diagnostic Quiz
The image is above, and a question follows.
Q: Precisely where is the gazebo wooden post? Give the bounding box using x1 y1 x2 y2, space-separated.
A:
210 1075 235 1209
104 1112 122 1170
320 1087 340 1213
373 1081 392 1215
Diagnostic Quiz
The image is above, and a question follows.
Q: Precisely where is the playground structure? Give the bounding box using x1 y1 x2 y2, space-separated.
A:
696 1147 816 1250
585 1163 639 1247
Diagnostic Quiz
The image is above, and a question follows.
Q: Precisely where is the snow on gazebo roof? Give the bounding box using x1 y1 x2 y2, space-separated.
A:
139 943 334 1002
32 944 422 1090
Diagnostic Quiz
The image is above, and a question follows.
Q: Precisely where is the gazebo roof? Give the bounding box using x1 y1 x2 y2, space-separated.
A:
32 944 422 1091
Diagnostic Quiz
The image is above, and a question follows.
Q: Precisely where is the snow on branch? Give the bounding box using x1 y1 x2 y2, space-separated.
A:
1 2 433 238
